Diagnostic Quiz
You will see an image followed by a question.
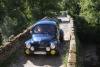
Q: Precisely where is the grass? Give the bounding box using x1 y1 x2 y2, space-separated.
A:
62 53 68 67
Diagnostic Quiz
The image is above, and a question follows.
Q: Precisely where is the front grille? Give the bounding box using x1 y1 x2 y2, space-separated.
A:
32 41 49 48
35 48 46 51
39 42 48 47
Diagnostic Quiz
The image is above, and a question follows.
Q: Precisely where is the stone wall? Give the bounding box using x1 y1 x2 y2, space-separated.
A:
67 18 77 67
0 25 33 64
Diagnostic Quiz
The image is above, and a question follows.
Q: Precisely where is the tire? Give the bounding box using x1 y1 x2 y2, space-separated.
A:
60 36 64 42
59 29 64 42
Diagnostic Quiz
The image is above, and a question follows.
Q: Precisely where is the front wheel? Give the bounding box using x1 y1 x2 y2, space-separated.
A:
60 36 64 42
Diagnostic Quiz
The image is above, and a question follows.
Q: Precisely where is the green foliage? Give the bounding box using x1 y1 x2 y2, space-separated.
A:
64 0 80 16
77 0 100 43
80 0 100 26
64 0 100 43
28 0 63 19
0 0 63 44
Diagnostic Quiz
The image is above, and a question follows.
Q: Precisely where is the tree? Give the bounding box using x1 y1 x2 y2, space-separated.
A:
75 0 100 43
64 0 80 16
79 0 100 26
0 0 64 44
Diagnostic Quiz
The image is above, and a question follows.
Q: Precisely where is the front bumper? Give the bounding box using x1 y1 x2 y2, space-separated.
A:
25 47 58 55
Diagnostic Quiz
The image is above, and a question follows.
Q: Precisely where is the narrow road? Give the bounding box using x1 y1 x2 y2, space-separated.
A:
9 42 68 67
8 22 71 67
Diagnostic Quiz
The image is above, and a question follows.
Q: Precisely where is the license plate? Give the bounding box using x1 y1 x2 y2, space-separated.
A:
34 51 46 54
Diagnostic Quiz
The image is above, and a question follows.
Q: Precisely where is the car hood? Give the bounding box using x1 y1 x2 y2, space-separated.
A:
31 34 54 42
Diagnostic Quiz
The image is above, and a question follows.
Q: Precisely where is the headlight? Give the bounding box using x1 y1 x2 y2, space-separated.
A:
30 46 34 51
50 42 56 49
46 47 50 51
26 44 31 48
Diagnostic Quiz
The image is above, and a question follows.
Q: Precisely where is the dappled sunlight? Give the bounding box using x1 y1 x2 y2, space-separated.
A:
23 60 39 67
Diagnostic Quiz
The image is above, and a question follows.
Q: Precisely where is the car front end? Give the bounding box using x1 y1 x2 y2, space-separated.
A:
24 21 60 56
25 39 59 55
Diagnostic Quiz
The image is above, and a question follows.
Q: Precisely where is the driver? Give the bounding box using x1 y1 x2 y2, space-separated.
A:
34 26 43 33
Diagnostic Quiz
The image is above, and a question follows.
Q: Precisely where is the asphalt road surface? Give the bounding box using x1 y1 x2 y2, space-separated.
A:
9 22 70 67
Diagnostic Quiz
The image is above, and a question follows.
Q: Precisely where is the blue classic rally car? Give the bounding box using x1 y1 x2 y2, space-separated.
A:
25 17 64 55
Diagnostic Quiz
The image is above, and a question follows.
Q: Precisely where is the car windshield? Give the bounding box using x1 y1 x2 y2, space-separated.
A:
33 24 57 34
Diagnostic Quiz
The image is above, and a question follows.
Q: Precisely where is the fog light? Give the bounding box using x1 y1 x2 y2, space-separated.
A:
50 50 56 55
25 49 30 55
46 47 50 51
30 47 34 51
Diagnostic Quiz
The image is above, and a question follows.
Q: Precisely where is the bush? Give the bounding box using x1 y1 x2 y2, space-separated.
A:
75 16 100 43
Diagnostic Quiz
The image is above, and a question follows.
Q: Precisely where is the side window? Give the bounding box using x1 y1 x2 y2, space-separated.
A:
33 26 40 33
32 25 44 33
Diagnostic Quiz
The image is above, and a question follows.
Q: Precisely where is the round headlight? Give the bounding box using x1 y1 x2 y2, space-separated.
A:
26 44 31 48
50 43 56 49
46 47 50 51
30 46 34 51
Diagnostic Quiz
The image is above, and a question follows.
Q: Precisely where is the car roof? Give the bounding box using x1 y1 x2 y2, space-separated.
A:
34 20 57 26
